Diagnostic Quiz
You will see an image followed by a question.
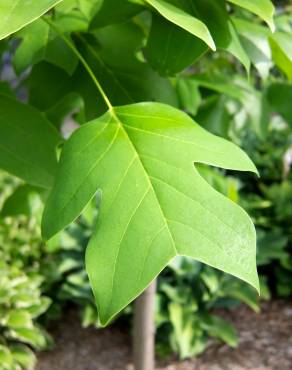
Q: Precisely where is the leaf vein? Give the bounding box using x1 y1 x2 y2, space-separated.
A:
108 185 151 310
57 125 120 217
149 174 242 241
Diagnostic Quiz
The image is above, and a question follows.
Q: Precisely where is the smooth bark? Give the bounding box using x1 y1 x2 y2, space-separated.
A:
133 280 157 370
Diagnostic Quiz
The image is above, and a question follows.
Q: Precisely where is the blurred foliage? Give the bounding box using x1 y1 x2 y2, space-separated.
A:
0 176 51 370
0 175 97 369
240 128 292 297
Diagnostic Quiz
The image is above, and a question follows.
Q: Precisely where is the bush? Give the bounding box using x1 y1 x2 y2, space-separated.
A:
0 178 51 369
240 127 292 296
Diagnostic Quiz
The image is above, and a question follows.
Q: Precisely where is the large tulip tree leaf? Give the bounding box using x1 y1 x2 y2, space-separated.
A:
227 0 275 31
42 102 259 325
0 0 64 40
0 94 60 188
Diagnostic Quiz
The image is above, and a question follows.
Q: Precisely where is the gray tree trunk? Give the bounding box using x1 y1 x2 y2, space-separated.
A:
133 280 157 370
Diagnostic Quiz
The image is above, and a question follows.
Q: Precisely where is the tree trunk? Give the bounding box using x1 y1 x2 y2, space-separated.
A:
133 280 157 370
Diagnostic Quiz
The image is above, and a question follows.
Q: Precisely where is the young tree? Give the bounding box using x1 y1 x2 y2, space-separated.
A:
0 0 281 368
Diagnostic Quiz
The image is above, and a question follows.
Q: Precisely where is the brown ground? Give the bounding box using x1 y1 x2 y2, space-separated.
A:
37 300 292 370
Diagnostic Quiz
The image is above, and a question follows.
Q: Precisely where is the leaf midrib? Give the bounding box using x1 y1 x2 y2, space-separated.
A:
104 110 179 314
112 110 178 253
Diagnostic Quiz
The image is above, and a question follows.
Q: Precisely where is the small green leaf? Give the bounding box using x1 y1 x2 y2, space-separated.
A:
0 345 13 368
8 327 47 349
202 315 238 347
5 310 33 329
177 79 201 116
13 17 80 75
267 82 292 125
11 345 36 369
190 0 250 72
146 15 207 76
146 0 251 75
0 94 61 188
1 184 43 217
42 102 259 326
90 0 142 29
0 0 64 40
28 22 178 120
169 302 206 358
227 0 275 32
269 32 292 81
145 0 216 50
234 18 272 79
13 19 50 75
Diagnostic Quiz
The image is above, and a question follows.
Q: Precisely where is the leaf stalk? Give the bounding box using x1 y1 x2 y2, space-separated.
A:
43 16 113 111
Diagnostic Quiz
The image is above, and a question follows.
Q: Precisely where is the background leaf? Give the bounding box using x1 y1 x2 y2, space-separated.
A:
227 0 275 31
0 0 64 40
0 94 60 188
90 0 142 29
145 0 216 50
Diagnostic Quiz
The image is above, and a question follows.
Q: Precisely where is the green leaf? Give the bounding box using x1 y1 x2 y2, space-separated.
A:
146 15 207 76
227 0 275 31
267 82 292 125
90 0 142 29
269 31 292 81
146 0 250 75
13 16 82 75
0 94 61 188
28 22 178 120
5 310 33 329
145 0 216 50
177 78 201 116
80 22 179 110
10 345 36 370
1 184 43 217
193 75 270 138
233 18 272 79
0 345 13 368
27 297 52 319
8 327 47 349
0 0 64 40
224 280 260 312
196 95 231 138
78 0 102 21
190 0 250 72
13 19 50 75
168 302 206 358
202 315 238 347
42 102 259 325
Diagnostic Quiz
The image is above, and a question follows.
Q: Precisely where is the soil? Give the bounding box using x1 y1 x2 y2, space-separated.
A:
37 300 292 370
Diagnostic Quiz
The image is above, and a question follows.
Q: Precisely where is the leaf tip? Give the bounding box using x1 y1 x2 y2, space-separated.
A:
267 17 275 33
209 38 216 52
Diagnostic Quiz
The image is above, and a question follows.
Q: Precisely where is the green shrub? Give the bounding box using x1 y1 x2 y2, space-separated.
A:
0 184 52 369
240 127 292 296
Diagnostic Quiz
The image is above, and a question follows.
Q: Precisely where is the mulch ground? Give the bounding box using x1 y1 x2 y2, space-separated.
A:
37 300 292 370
